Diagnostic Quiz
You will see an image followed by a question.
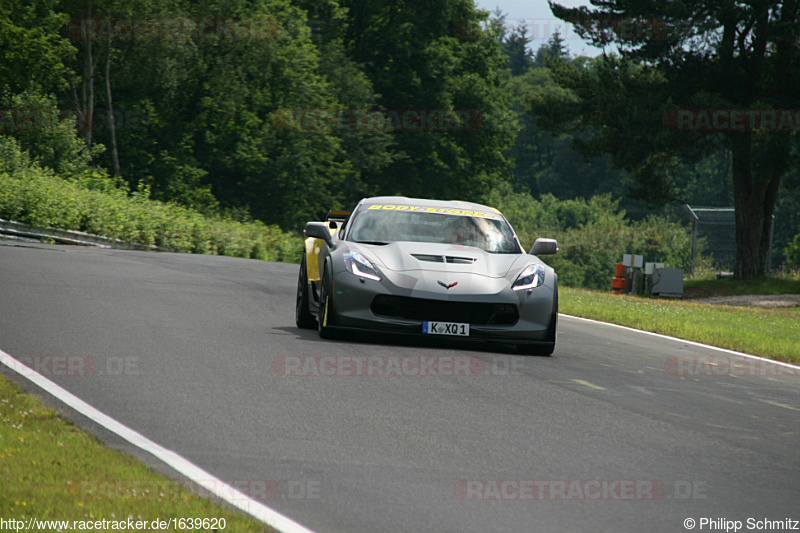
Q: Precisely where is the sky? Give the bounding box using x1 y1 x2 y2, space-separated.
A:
473 0 602 57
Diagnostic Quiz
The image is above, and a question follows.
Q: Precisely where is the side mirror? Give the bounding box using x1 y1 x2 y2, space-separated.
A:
530 238 558 256
305 221 335 247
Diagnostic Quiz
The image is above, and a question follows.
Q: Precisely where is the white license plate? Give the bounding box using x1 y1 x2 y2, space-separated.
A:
422 321 469 336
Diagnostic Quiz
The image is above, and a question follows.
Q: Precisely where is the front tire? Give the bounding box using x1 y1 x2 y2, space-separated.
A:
517 342 555 356
317 263 336 339
295 253 316 329
518 288 557 356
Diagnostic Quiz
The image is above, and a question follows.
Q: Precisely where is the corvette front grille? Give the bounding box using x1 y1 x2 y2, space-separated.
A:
370 295 518 325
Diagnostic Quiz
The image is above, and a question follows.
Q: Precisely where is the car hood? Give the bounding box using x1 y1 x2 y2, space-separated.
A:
352 241 530 279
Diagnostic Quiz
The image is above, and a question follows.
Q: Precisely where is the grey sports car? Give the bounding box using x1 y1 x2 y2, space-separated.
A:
295 196 559 355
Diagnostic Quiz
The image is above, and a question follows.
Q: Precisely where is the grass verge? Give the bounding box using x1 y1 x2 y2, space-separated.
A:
0 376 272 532
683 275 800 299
560 287 800 365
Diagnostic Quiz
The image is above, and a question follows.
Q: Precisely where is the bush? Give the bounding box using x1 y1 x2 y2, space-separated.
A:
785 232 800 270
0 135 302 263
0 91 97 179
488 183 694 289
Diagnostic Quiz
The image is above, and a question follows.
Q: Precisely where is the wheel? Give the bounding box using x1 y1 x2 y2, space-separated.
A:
295 253 316 329
517 288 557 356
517 342 555 356
317 263 336 339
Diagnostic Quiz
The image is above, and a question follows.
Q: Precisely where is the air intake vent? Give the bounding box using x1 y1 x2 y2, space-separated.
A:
411 254 444 263
411 254 477 264
446 256 477 264
371 295 519 325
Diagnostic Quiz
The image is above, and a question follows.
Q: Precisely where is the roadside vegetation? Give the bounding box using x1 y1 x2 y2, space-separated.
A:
0 377 271 532
1 137 694 290
561 286 800 365
2 0 799 278
0 137 300 263
683 270 800 298
489 184 695 289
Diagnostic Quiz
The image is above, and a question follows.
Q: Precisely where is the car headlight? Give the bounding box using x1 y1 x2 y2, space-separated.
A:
512 264 545 291
344 251 381 281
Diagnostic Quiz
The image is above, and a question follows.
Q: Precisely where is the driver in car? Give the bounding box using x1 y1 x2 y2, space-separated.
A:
449 218 481 247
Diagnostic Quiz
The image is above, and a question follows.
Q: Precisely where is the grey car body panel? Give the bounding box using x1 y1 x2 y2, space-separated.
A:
304 196 557 347
360 241 526 278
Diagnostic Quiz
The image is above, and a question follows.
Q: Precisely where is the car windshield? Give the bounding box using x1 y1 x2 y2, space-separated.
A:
348 208 522 253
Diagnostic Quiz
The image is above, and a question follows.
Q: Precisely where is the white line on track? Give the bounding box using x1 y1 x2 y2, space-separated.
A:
0 348 318 533
560 313 800 370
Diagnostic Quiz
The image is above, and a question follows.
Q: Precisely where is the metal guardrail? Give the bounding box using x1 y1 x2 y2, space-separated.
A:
0 218 157 250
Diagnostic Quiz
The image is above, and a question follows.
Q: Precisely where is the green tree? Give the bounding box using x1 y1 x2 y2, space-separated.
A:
291 0 395 206
1 91 96 178
773 171 800 268
339 0 518 203
175 0 352 226
0 0 82 176
57 0 359 226
0 0 74 95
502 24 534 76
505 48 632 200
533 30 567 68
530 0 800 279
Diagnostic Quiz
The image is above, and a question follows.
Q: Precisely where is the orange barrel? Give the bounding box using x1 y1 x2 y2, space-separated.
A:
615 263 626 277
612 277 627 290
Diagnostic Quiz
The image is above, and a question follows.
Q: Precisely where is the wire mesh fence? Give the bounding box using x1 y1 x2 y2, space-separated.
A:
684 205 774 273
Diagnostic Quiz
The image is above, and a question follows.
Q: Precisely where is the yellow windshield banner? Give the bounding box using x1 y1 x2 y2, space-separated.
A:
366 204 498 219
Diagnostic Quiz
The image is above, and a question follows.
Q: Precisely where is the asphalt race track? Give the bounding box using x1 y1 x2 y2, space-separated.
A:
1 242 798 533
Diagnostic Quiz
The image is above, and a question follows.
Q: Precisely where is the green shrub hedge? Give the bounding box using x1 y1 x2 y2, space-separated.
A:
0 136 301 263
488 184 694 289
785 232 800 270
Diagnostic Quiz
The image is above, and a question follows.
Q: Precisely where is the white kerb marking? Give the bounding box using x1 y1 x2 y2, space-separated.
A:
0 348 318 533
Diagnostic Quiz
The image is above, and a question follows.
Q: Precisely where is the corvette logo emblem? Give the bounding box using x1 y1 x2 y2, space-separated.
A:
438 281 458 289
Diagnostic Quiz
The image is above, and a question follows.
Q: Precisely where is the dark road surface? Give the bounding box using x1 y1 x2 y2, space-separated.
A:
1 242 798 533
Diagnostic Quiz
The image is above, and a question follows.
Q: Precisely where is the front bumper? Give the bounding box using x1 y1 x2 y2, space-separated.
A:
327 267 556 345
